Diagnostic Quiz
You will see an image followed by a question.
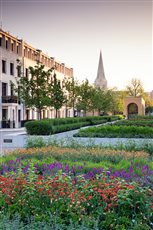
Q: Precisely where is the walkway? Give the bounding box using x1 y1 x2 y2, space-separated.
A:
1 124 153 155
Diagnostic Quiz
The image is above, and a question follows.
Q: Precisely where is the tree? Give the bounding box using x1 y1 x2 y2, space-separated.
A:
145 106 153 115
94 89 116 115
142 93 153 108
112 90 128 114
76 79 93 116
16 61 53 120
49 73 65 118
64 77 79 117
126 78 144 97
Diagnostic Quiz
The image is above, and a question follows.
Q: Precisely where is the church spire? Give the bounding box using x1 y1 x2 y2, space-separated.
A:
94 51 107 89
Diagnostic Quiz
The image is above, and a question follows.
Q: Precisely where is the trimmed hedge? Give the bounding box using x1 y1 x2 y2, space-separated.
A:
115 119 153 127
129 115 153 120
25 120 53 135
74 125 153 138
25 116 121 135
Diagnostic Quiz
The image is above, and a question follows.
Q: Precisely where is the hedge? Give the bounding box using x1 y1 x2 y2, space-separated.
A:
74 125 153 138
115 119 153 127
25 116 121 135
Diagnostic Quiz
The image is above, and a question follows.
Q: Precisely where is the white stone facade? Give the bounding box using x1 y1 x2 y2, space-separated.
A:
0 29 73 128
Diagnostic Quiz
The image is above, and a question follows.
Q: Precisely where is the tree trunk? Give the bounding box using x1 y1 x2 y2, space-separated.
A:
65 105 68 118
72 100 75 117
38 108 42 120
55 109 58 118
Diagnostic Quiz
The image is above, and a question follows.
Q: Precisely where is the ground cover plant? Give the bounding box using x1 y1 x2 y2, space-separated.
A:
24 115 121 135
1 145 153 229
129 115 153 120
74 125 153 138
115 119 153 127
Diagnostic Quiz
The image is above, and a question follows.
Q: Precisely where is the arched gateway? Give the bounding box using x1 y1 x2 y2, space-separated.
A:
124 97 145 119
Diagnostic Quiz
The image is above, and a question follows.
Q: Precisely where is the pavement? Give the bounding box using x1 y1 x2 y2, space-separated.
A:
0 124 153 156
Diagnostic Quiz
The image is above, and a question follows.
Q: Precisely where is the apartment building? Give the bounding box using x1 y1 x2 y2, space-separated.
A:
0 29 73 128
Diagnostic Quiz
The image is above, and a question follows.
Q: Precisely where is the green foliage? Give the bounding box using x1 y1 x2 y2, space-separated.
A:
75 125 153 138
25 120 53 135
1 143 153 229
50 74 65 118
115 119 153 127
145 106 153 114
25 136 46 148
126 78 144 97
25 116 118 135
64 77 79 117
129 115 153 120
0 213 100 230
76 79 93 116
17 61 53 119
76 80 118 116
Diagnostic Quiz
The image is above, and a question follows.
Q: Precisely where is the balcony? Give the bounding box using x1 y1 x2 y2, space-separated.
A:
2 95 18 103
1 120 15 128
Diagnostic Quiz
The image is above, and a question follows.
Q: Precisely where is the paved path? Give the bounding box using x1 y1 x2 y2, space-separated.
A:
0 124 153 156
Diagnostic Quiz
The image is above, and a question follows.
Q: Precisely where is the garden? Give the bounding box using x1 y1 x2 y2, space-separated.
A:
24 115 121 135
75 116 153 138
0 139 153 229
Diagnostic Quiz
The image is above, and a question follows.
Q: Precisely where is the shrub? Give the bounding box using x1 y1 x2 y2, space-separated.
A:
25 120 53 135
25 116 119 135
25 136 46 148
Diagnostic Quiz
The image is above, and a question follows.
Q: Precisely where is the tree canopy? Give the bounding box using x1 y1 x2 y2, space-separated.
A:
126 78 144 97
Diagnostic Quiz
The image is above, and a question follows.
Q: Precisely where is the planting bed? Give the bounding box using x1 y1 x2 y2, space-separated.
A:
24 115 121 135
75 116 153 138
0 145 153 229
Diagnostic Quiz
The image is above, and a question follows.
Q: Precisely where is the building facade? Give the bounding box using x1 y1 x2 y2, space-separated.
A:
0 29 73 128
124 96 145 118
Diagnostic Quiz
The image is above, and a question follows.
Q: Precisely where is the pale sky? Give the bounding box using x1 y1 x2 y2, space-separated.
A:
0 0 153 91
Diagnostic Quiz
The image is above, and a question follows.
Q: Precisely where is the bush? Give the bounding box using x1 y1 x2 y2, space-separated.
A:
25 136 46 148
25 120 53 135
25 116 120 135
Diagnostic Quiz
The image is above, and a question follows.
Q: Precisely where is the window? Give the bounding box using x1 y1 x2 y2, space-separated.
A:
0 37 2 46
2 82 7 96
17 65 21 77
11 42 14 51
10 83 14 96
10 63 14 75
17 45 19 54
26 110 30 120
2 60 6 73
18 110 21 122
6 40 8 49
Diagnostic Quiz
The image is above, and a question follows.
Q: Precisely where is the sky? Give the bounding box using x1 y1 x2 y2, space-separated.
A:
0 0 152 91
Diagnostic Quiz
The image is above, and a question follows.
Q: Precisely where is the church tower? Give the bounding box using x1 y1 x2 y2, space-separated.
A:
94 51 107 89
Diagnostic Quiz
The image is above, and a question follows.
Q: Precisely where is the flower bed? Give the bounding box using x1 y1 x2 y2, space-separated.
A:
1 147 153 229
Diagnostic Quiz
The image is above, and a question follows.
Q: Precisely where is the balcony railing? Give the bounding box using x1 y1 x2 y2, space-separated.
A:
2 96 18 103
1 120 15 128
